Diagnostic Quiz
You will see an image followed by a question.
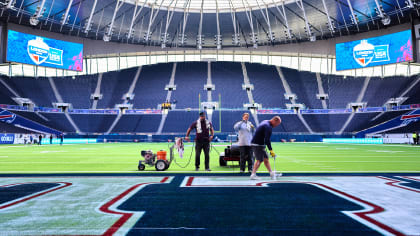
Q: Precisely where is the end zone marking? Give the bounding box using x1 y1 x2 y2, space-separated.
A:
0 182 72 210
183 176 404 236
377 176 420 193
98 176 171 236
398 176 420 182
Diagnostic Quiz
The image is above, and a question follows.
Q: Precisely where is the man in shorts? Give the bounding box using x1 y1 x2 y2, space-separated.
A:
250 116 282 180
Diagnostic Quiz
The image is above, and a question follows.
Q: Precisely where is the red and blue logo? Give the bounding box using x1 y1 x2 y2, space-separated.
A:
0 111 16 124
400 110 420 125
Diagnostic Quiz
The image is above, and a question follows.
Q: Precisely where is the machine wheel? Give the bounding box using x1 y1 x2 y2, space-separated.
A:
219 155 227 166
155 160 168 171
138 164 146 171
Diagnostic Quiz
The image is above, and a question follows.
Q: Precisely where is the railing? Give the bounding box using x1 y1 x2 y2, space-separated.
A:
1 103 419 115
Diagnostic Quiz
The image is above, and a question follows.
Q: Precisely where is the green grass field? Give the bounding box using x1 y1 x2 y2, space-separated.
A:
0 142 419 173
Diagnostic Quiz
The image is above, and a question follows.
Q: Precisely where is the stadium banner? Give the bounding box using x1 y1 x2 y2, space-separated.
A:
0 133 14 144
323 138 383 144
125 109 162 114
6 30 83 71
0 104 28 110
0 108 61 135
381 133 413 144
356 109 420 137
358 107 386 112
68 109 119 114
257 109 295 114
34 107 61 113
336 30 413 71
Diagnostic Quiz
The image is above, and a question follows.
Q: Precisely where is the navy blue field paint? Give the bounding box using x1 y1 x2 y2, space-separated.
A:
120 176 381 236
0 183 60 205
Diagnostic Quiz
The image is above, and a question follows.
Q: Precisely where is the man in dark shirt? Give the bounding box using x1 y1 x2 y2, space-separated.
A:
60 134 64 145
250 116 281 180
185 112 214 171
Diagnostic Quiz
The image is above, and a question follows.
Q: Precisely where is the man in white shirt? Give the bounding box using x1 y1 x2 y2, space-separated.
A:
234 113 255 173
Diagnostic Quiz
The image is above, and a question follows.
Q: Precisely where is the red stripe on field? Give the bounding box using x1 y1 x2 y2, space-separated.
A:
377 176 420 193
99 177 170 236
399 176 420 182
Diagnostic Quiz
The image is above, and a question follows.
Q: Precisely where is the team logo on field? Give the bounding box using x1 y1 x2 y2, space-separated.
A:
27 37 63 66
0 111 16 123
353 40 390 67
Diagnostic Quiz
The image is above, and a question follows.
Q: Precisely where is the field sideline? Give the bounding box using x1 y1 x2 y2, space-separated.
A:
0 142 419 173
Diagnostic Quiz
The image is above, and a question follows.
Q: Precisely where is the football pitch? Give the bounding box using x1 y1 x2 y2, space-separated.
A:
1 142 419 173
1 142 420 235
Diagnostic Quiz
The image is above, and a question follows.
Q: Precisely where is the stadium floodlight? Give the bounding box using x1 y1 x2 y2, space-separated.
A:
232 33 240 46
214 35 222 50
309 35 316 42
103 25 114 42
408 0 420 7
197 34 204 50
267 32 275 42
374 0 391 26
178 33 188 46
60 13 71 25
29 0 47 26
29 17 40 26
249 32 258 48
103 34 111 42
380 14 391 25
161 33 169 49
83 0 98 34
349 13 359 24
143 31 152 42
5 0 15 9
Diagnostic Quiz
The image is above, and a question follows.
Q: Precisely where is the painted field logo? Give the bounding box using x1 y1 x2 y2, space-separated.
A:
0 111 16 124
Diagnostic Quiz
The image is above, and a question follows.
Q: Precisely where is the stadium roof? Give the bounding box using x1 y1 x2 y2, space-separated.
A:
0 0 418 48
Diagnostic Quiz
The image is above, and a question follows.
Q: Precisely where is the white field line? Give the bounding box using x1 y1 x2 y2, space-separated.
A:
0 162 143 164
39 151 68 154
367 150 405 153
302 161 420 163
0 170 419 173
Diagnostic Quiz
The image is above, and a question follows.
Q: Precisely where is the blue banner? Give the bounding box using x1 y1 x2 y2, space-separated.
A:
336 30 413 71
7 30 83 71
0 108 61 135
356 109 420 137
0 134 14 144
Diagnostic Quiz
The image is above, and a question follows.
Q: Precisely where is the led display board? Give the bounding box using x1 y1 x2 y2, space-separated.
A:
7 30 83 71
336 30 413 71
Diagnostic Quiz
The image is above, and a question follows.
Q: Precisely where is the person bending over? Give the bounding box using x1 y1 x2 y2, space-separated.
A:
250 116 281 180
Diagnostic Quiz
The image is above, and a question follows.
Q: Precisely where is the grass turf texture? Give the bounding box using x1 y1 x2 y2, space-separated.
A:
0 142 419 173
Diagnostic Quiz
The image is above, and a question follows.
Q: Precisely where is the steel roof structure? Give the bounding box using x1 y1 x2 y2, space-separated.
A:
1 0 419 49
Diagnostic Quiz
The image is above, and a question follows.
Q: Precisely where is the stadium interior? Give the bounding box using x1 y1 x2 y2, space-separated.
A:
0 0 420 235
